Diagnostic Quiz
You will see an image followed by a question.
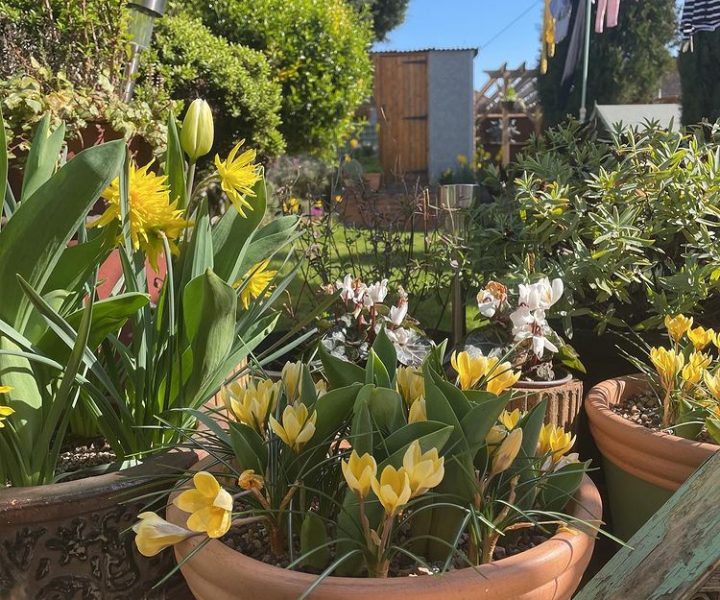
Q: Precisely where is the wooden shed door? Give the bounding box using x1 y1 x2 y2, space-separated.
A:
374 54 429 178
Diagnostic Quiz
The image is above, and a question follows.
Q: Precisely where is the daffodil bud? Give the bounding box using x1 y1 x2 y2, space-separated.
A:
181 99 214 161
491 428 523 476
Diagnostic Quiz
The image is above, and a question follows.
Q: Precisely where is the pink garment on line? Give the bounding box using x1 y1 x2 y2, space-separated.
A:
595 0 620 33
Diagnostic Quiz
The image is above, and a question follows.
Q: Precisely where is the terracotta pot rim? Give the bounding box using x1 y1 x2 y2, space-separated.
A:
169 458 601 592
0 449 196 519
584 374 717 453
514 372 574 389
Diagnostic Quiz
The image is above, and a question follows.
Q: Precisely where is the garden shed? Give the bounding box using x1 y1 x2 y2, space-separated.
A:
371 48 477 182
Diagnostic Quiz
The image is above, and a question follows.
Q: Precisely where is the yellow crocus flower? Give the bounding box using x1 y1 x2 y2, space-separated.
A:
238 469 265 491
687 326 715 351
491 428 523 476
704 370 720 401
215 141 261 217
451 351 497 390
408 397 427 424
650 346 684 391
486 425 506 447
281 361 303 404
401 440 444 497
234 260 277 310
537 423 576 463
269 403 317 452
0 385 13 428
370 465 412 516
341 451 377 498
223 378 280 433
689 351 712 370
681 364 704 388
499 408 524 430
133 512 194 557
396 366 424 406
485 362 521 395
664 314 693 343
173 471 234 539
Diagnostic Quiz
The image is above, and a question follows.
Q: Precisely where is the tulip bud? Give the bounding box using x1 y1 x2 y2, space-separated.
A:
491 428 523 476
181 99 214 161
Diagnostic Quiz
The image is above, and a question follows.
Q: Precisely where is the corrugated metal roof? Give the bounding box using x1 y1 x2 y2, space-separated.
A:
592 104 682 132
372 47 478 57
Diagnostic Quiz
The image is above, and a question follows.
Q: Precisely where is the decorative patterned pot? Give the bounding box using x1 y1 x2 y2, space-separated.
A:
510 375 584 432
0 451 196 600
585 375 718 540
168 458 602 600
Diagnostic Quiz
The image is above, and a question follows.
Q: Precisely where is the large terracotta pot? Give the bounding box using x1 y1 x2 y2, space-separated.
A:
511 375 584 432
0 451 196 600
585 375 717 540
168 458 602 600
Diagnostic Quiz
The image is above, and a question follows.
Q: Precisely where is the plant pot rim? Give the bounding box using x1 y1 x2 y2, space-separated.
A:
514 372 574 389
168 457 601 597
0 449 196 525
584 374 717 490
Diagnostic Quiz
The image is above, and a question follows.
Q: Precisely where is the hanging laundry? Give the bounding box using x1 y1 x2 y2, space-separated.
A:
551 0 573 43
681 0 720 40
541 0 556 74
559 0 587 100
595 0 620 33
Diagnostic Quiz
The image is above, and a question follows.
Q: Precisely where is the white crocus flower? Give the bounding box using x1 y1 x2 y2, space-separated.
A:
510 307 558 359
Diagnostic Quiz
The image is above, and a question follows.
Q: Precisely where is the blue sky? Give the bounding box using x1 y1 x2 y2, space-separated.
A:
374 0 545 88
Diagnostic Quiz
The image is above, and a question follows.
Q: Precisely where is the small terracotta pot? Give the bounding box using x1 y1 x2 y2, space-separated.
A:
585 374 717 538
510 376 583 432
168 459 601 600
0 451 196 599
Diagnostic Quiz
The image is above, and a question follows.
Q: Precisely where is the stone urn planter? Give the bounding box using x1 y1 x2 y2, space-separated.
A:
168 458 602 600
510 374 584 432
0 451 196 599
585 374 718 540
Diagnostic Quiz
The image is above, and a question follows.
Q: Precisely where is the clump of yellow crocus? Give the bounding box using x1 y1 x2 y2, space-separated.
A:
485 362 521 395
281 361 303 404
269 403 317 452
688 326 715 351
499 408 524 430
0 384 14 428
173 471 234 538
371 465 412 517
133 512 195 557
490 428 523 476
396 366 424 405
402 440 445 497
537 423 576 464
341 451 377 498
223 378 280 433
650 346 684 391
664 314 693 343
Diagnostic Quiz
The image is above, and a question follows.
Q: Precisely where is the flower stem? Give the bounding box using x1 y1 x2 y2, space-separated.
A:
185 160 196 207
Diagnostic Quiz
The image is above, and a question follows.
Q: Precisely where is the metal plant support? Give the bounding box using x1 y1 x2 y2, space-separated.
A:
439 184 477 348
122 0 167 102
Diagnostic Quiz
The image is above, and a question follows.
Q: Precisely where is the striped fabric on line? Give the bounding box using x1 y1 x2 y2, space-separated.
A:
681 0 720 39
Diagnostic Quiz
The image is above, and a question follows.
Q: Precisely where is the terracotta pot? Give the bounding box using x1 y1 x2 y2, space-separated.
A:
585 374 717 539
0 451 196 599
510 375 583 432
168 458 601 600
363 172 382 192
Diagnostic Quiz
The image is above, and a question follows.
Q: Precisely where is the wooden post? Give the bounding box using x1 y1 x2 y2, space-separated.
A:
575 452 720 600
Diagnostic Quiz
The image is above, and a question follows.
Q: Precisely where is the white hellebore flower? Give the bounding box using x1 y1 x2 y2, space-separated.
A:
518 278 564 311
364 279 389 307
510 307 558 359
389 299 408 326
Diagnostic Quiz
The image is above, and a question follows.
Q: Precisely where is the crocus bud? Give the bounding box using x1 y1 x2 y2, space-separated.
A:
181 99 214 160
491 428 523 476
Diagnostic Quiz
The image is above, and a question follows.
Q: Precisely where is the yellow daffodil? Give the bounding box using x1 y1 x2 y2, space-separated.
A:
537 423 575 463
401 440 444 497
223 378 280 433
688 326 715 351
491 428 523 476
0 385 13 428
664 314 693 343
215 141 261 217
396 366 424 406
238 469 265 491
650 346 684 391
234 259 277 310
370 465 412 516
485 362 521 395
281 361 303 404
451 351 498 390
133 512 194 557
341 451 377 498
91 162 189 270
269 403 317 452
173 471 234 538
704 370 720 401
689 351 712 370
499 408 524 430
682 364 704 389
486 425 506 448
408 397 427 424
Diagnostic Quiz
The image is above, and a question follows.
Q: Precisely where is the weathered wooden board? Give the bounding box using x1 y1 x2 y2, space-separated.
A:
575 451 720 600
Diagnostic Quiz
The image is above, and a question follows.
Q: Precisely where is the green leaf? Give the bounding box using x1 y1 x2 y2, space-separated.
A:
237 216 299 277
349 384 374 455
300 512 331 569
318 343 365 389
165 112 188 209
181 198 214 286
21 114 66 202
367 386 405 434
0 105 7 216
460 394 509 455
369 350 391 388
381 422 454 467
371 326 396 381
229 421 267 472
540 461 588 511
0 139 125 332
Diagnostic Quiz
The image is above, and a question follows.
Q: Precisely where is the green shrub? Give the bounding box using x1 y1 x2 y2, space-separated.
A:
471 120 720 333
141 13 284 158
181 0 374 157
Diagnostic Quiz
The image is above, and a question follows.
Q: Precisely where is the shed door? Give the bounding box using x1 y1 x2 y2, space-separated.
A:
374 54 429 178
